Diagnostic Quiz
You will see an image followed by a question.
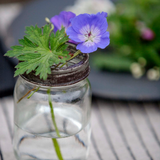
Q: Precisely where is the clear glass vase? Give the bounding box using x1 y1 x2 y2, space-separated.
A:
13 53 92 160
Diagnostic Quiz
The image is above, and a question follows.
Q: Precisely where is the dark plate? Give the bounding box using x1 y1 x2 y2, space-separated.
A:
89 69 160 101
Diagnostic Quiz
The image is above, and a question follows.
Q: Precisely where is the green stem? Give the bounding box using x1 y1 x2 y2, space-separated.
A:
60 50 81 68
20 86 63 160
27 86 40 99
54 63 61 70
47 89 61 137
17 87 36 103
47 89 63 160
52 139 63 160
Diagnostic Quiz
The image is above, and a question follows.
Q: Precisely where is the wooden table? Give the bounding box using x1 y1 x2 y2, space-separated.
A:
0 96 160 160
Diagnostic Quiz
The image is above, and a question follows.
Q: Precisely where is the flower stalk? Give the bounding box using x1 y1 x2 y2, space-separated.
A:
17 86 36 103
27 86 40 99
18 87 63 160
52 139 63 160
47 89 61 137
60 50 81 68
47 89 63 160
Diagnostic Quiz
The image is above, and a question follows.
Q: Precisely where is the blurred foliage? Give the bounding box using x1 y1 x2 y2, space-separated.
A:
92 0 160 79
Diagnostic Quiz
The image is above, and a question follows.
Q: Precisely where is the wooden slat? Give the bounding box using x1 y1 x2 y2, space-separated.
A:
88 102 107 160
0 99 16 160
91 103 116 160
88 141 100 160
114 102 150 160
97 99 133 160
1 97 14 139
90 135 102 160
129 102 160 160
144 102 160 145
0 96 160 160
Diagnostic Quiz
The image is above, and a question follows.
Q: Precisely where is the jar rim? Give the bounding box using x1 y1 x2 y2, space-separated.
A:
22 45 90 87
19 75 89 90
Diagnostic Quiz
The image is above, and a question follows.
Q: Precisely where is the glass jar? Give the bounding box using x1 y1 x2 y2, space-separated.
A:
13 53 92 160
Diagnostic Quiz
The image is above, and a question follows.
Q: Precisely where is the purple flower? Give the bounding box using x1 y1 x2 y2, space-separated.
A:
66 12 110 53
50 11 76 32
141 28 155 41
97 12 108 18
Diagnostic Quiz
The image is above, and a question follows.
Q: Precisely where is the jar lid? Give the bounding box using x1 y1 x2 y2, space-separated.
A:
21 43 90 86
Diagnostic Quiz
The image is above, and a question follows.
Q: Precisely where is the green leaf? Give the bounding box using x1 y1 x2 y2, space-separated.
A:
19 36 37 48
5 24 70 80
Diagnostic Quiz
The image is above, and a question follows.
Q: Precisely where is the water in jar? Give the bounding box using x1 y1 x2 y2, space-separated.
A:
13 103 91 160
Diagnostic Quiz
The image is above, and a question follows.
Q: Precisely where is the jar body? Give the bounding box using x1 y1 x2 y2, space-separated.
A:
13 76 92 160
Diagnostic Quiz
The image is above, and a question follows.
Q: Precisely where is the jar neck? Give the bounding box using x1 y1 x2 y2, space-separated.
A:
22 53 90 87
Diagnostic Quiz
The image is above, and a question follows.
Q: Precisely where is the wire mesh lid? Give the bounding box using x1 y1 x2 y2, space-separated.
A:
21 43 90 86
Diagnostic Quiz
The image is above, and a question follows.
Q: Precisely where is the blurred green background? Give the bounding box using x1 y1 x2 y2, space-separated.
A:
91 0 160 80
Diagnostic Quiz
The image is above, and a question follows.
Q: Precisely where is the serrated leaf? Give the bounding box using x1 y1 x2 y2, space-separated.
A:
19 36 37 48
5 24 70 80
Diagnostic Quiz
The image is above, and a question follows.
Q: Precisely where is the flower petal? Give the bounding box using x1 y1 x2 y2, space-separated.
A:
97 37 110 49
91 25 101 36
96 12 108 18
77 41 98 53
50 11 76 32
59 11 76 28
79 24 91 35
101 31 110 38
90 14 108 35
68 39 78 44
50 15 62 32
70 14 91 33
66 27 83 42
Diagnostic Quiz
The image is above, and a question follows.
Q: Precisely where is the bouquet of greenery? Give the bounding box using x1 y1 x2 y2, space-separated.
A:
92 0 160 80
5 11 110 160
5 11 110 80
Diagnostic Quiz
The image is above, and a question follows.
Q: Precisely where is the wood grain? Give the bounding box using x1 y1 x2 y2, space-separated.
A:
0 97 160 160
0 98 16 160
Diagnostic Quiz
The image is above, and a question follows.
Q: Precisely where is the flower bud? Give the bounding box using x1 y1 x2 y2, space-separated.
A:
147 68 160 81
141 28 155 41
45 17 51 23
130 63 144 78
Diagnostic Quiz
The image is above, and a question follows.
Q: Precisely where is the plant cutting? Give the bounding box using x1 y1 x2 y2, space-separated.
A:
5 11 110 160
